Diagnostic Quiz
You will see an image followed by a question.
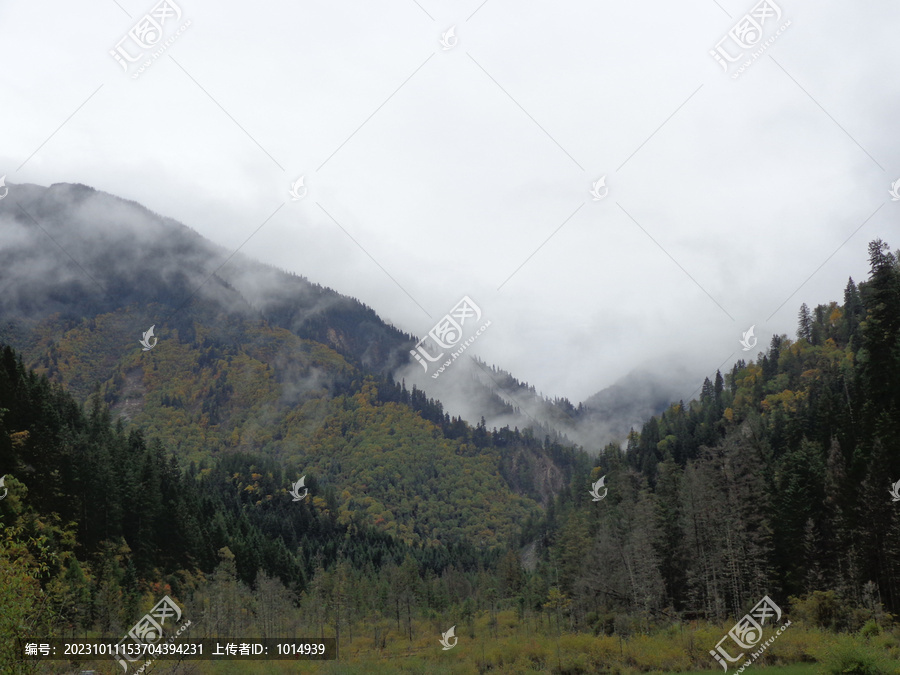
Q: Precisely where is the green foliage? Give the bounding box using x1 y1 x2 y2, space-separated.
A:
821 634 896 675
861 619 882 638
543 238 900 625
790 591 851 631
0 523 52 673
299 381 539 546
2 236 900 673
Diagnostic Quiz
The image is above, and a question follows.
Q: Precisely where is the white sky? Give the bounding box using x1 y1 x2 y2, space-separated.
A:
1 0 898 404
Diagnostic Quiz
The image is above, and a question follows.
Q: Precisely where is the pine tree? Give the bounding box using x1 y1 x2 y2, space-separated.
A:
798 303 813 341
841 277 864 346
859 240 900 422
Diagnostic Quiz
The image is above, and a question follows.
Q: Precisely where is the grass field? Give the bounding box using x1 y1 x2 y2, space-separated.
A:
675 666 820 675
155 660 844 674
53 610 900 674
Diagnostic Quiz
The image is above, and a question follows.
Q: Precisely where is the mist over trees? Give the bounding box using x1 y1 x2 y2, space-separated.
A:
1 237 899 673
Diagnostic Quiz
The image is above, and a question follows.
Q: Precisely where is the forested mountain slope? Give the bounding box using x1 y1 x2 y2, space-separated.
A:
0 183 592 542
543 239 900 625
0 183 687 450
1 218 898 672
0 182 414 377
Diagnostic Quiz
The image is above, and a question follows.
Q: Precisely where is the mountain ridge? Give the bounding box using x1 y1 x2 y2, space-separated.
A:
0 181 676 448
0 181 594 547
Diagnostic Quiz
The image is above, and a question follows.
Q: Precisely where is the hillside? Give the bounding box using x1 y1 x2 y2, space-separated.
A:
0 182 413 377
0 240 897 672
1 183 899 673
0 182 592 547
544 239 900 625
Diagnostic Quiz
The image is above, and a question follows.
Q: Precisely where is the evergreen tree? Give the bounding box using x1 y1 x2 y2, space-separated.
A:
798 302 813 341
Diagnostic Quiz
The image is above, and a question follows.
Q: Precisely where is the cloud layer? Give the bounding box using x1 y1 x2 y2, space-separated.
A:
1 0 897 407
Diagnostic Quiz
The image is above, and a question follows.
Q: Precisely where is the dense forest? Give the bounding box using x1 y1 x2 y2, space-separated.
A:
547 240 900 621
1 238 899 673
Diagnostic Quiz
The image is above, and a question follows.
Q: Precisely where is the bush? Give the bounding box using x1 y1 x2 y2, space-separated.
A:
511 636 551 671
790 591 851 631
624 633 691 671
769 624 826 664
589 612 617 636
822 635 895 675
558 633 621 671
861 620 882 638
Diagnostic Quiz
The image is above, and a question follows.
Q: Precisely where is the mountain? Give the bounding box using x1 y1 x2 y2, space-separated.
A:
0 182 591 545
1 182 663 452
579 366 693 441
0 182 413 376
455 360 691 451
546 240 900 623
2 182 898 673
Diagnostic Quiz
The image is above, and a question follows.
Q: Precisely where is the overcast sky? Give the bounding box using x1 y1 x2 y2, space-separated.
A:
1 0 898 404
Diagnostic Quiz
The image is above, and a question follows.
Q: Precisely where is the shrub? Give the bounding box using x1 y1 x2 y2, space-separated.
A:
789 591 850 631
557 633 621 671
624 633 691 671
769 624 826 664
590 612 617 636
513 636 551 671
822 635 895 675
861 620 882 638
